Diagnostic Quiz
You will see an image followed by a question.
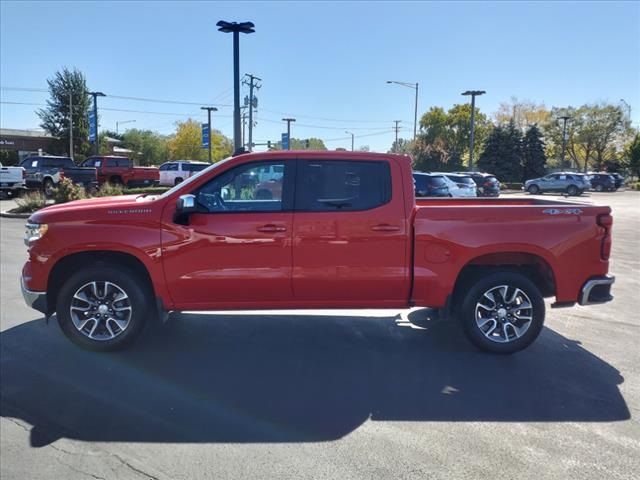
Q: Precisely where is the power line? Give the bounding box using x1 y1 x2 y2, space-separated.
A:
255 115 395 131
259 107 405 124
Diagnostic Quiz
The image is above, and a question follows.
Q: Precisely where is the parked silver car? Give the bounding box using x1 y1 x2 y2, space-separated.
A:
524 172 590 196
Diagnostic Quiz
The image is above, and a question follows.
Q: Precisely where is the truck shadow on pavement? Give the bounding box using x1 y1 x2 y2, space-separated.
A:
0 309 630 447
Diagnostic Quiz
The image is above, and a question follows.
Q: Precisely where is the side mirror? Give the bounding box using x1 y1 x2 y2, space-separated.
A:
176 194 196 214
174 194 196 225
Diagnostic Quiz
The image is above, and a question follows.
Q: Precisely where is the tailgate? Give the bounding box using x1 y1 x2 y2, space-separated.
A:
64 167 97 184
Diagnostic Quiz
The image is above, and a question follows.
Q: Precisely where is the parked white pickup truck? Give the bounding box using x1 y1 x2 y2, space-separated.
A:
0 162 25 197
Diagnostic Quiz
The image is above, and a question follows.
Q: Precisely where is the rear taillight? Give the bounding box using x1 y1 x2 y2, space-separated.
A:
597 214 613 260
483 181 492 187
21 168 26 178
58 169 66 180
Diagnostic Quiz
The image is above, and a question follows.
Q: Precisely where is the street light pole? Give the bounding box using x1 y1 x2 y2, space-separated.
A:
620 99 631 124
559 115 571 169
461 90 486 171
201 106 218 163
116 119 136 135
387 80 419 141
89 91 105 155
217 20 255 154
345 131 354 151
282 118 295 150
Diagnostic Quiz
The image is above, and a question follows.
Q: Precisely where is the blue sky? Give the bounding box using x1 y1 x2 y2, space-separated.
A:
1 1 639 153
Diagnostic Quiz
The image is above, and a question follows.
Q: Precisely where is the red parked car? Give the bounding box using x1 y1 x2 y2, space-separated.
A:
21 151 614 353
82 156 159 188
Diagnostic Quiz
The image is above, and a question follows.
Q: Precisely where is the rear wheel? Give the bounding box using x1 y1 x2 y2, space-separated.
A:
566 185 579 196
527 184 540 194
56 265 152 351
110 176 123 186
595 184 603 192
43 178 55 197
458 271 545 354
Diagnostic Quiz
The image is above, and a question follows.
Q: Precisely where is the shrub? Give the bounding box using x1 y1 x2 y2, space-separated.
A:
13 192 47 213
52 178 87 203
630 181 640 191
94 182 124 197
501 182 524 190
122 186 170 195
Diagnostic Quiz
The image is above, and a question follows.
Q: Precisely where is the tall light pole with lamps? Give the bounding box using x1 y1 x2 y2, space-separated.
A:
461 90 485 171
386 80 419 141
282 118 295 150
216 20 255 154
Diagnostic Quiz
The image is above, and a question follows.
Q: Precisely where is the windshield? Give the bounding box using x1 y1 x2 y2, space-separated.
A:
427 176 447 187
158 156 234 199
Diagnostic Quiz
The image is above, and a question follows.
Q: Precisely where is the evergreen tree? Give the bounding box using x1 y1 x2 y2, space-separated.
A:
478 121 523 182
37 67 91 157
522 125 547 181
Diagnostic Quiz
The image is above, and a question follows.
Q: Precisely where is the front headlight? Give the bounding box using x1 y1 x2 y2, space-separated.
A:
24 223 48 246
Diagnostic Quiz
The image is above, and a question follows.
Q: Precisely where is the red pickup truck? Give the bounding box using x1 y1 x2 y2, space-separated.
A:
21 151 614 354
82 156 159 188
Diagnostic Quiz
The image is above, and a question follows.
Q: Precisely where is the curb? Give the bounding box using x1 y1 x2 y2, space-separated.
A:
0 210 30 219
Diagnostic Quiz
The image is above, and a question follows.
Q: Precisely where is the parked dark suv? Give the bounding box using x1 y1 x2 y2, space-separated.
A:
588 173 616 192
610 173 624 190
457 172 501 197
413 172 450 197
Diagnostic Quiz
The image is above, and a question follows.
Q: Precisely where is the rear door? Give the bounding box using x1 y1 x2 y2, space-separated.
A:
291 157 410 306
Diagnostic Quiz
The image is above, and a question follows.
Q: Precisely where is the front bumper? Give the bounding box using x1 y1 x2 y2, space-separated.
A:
21 276 48 314
579 275 615 305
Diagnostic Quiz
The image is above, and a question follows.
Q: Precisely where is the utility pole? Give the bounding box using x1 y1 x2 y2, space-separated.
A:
201 106 218 163
461 90 486 171
282 118 295 150
69 91 73 160
217 21 255 154
559 115 571 169
89 91 105 155
345 131 354 151
620 99 631 124
243 74 261 151
393 120 401 152
241 110 247 148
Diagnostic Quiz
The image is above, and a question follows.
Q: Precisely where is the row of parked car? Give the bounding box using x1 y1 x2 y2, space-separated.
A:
524 172 625 196
0 156 213 197
413 171 501 198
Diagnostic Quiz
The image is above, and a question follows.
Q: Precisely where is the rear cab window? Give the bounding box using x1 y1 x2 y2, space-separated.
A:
295 160 391 211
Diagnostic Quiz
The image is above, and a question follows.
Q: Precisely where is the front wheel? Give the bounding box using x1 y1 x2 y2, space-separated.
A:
527 185 540 194
566 185 579 196
56 265 152 351
458 271 545 354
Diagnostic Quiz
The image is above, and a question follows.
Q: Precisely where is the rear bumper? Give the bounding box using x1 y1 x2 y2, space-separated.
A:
579 275 615 305
21 275 48 314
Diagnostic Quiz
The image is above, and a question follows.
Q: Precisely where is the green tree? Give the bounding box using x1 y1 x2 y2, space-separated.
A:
477 121 523 182
625 133 640 178
168 119 232 162
121 129 169 166
418 104 490 167
522 125 547 181
389 138 413 154
37 67 91 157
544 104 628 172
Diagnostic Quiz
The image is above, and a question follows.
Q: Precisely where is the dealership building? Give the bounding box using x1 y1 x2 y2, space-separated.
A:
0 128 60 163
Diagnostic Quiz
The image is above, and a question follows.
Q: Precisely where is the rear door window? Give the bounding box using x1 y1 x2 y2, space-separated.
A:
427 175 447 187
295 160 391 211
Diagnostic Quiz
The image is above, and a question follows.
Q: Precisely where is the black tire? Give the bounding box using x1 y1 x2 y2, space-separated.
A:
56 265 153 352
595 184 603 192
43 178 55 197
566 185 578 196
174 177 183 186
110 176 123 186
458 271 545 354
527 184 540 194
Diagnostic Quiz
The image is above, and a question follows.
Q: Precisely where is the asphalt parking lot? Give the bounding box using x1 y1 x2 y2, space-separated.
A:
1 191 639 480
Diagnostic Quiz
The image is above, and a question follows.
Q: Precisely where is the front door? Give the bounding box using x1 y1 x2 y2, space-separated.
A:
161 159 294 309
291 158 410 306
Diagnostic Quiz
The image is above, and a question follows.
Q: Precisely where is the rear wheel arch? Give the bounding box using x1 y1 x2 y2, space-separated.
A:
451 252 556 308
47 251 155 314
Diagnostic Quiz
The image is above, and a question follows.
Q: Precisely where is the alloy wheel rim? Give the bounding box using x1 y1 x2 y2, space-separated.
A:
69 281 132 341
474 285 533 344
